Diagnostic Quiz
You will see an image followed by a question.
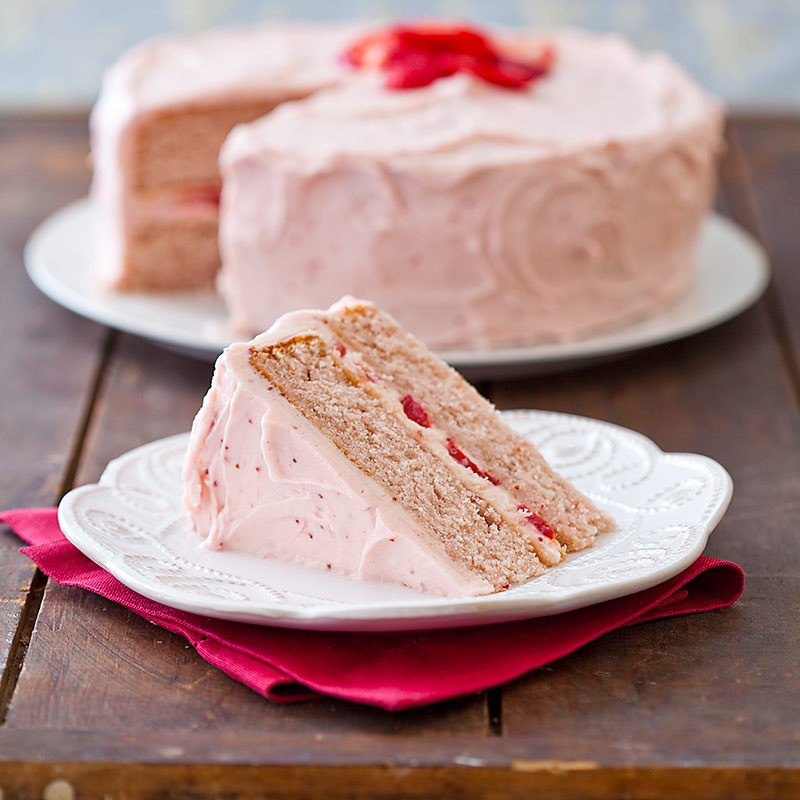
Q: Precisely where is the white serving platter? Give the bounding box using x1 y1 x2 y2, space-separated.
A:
26 201 768 378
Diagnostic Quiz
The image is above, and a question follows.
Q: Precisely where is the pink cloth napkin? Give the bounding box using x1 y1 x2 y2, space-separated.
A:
1 507 743 711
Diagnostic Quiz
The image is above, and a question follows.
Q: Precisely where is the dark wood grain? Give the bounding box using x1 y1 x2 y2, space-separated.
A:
0 115 104 502
73 334 214 486
498 579 798 763
0 761 797 800
0 114 107 719
0 544 38 698
728 119 800 388
0 114 798 798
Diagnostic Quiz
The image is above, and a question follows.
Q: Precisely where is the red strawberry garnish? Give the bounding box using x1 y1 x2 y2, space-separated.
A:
342 31 396 68
385 51 458 89
467 56 547 88
343 23 554 91
394 26 496 60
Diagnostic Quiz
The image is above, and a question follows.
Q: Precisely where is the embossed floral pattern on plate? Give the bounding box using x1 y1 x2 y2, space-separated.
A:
58 411 733 632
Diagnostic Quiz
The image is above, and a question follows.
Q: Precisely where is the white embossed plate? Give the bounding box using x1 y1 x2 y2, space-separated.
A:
57 411 733 632
26 200 769 379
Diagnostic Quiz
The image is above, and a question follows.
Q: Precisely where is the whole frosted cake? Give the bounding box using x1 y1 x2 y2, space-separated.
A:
183 297 614 596
219 26 723 348
91 22 723 349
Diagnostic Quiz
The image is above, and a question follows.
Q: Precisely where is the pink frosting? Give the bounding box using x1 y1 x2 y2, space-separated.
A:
182 302 495 597
218 30 723 349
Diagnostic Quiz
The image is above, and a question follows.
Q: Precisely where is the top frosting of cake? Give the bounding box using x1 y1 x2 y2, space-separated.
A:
94 22 360 118
222 29 721 171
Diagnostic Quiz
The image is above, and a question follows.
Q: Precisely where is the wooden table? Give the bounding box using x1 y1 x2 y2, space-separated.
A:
0 113 798 799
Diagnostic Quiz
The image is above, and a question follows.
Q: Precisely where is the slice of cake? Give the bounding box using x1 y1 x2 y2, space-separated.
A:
183 297 614 597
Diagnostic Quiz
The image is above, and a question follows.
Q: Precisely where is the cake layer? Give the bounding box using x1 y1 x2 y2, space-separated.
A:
120 216 220 291
93 22 722 349
131 99 295 194
223 31 716 162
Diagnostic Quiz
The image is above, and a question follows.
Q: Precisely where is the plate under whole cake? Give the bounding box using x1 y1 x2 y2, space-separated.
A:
26 202 768 379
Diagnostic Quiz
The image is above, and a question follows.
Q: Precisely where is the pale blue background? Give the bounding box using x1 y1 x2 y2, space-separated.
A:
2 0 799 109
